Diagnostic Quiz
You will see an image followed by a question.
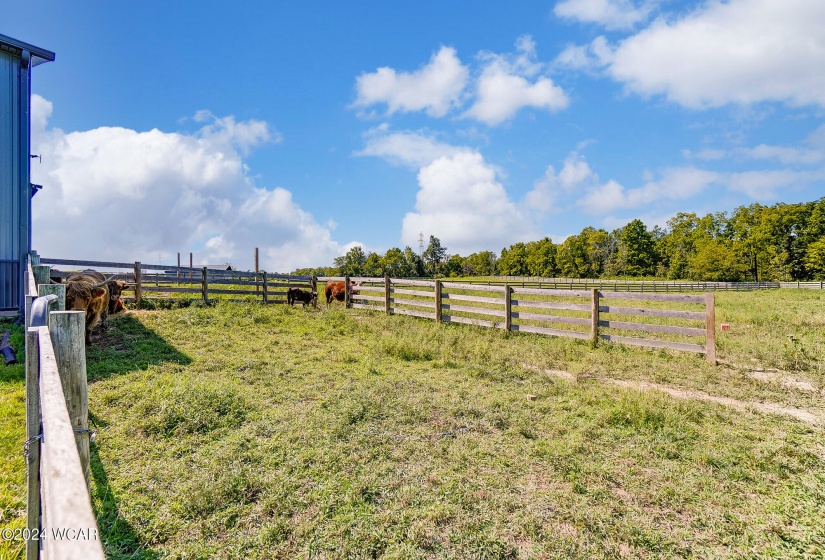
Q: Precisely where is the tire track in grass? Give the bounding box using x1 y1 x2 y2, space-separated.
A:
521 364 823 425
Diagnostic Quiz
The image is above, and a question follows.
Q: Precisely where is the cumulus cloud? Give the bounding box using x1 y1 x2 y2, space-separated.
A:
524 153 598 212
554 0 656 30
577 167 722 214
554 36 613 71
401 152 536 254
463 36 569 126
30 95 349 272
353 46 469 117
604 0 825 109
355 126 472 169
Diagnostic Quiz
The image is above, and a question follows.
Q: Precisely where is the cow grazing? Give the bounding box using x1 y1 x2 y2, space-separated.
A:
324 281 360 306
65 271 112 344
287 287 317 308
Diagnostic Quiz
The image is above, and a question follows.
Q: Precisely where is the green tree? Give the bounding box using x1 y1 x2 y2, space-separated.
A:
422 236 448 276
404 246 426 277
803 237 825 279
556 227 610 278
363 252 383 277
381 247 407 277
334 246 366 276
465 251 498 276
688 239 749 281
525 237 557 277
442 254 465 277
619 219 657 276
498 242 529 276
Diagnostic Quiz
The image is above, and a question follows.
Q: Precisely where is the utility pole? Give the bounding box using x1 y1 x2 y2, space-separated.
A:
418 232 424 256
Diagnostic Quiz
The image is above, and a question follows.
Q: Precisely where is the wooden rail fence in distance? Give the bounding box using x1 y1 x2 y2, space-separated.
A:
41 258 317 307
322 276 716 363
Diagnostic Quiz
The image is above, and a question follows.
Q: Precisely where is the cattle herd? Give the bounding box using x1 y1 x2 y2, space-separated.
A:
52 270 359 344
60 270 128 344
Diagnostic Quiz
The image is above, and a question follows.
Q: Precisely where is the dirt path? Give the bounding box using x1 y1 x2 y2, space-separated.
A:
523 364 822 425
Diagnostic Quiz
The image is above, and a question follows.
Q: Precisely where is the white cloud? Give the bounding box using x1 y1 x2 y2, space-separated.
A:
726 169 819 200
738 145 824 165
577 167 722 214
554 0 656 30
682 148 727 161
554 36 613 72
605 0 825 109
30 95 349 273
464 36 569 126
401 152 536 254
353 46 469 117
355 127 472 169
524 153 598 213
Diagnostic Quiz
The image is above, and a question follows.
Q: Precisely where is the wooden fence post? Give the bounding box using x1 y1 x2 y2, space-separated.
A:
504 284 512 332
25 328 41 560
591 289 600 347
344 275 350 308
385 276 391 315
262 272 268 305
48 311 90 488
435 280 442 324
255 248 260 294
33 265 51 288
202 267 209 303
705 293 716 365
133 262 142 309
38 284 66 311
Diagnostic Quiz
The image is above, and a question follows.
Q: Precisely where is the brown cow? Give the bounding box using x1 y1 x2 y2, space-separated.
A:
324 281 360 306
65 271 112 344
106 279 128 315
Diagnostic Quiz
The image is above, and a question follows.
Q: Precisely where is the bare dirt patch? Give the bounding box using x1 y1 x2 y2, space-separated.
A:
521 364 823 425
747 369 820 393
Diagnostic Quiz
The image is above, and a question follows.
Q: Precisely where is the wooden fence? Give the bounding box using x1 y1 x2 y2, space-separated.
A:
321 276 717 364
456 276 825 291
24 254 105 560
41 258 316 307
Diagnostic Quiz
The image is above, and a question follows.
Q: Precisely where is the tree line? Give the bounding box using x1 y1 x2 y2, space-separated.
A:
293 198 825 281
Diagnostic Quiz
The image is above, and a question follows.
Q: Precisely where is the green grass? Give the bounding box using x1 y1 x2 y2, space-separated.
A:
0 321 26 560
1 289 824 558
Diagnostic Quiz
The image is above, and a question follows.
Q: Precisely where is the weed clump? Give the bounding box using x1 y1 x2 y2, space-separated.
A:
134 377 249 437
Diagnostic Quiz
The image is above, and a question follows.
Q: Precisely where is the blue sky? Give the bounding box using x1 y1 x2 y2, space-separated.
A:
6 1 825 272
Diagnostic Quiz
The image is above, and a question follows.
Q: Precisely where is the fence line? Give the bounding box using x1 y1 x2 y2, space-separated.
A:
42 257 317 307
344 276 716 363
24 255 105 560
441 276 825 291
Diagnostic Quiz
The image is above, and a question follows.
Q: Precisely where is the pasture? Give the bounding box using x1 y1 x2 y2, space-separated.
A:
1 289 824 558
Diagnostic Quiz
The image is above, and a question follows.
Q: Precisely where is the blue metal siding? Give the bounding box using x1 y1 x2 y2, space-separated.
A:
0 50 23 310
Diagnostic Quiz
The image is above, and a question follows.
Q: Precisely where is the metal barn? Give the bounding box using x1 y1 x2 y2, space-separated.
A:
0 34 54 317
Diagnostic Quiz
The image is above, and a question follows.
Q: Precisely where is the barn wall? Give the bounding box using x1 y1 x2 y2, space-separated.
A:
0 49 24 311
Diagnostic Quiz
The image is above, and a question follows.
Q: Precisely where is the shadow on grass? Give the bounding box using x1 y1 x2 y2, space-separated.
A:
85 314 191 381
90 439 161 560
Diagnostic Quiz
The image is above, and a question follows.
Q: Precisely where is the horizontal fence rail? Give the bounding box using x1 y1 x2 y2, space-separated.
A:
42 257 316 308
25 255 105 560
441 276 825 291
323 276 717 363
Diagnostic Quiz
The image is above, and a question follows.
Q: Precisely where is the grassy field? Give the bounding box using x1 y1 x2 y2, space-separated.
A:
1 289 824 558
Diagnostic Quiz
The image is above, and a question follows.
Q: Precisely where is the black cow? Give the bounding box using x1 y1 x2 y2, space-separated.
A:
287 287 317 308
